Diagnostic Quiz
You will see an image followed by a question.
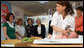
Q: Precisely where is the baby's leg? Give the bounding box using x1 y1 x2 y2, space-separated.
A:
55 35 63 39
55 33 68 39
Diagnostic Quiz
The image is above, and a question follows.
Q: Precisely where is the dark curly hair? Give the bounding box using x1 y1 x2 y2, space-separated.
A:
76 6 83 12
5 12 15 21
27 18 32 22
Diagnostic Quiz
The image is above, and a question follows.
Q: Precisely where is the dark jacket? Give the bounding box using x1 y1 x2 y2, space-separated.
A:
26 25 35 37
48 20 53 35
34 24 46 39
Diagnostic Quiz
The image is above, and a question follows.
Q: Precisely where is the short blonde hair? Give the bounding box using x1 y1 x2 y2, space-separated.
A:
36 19 41 23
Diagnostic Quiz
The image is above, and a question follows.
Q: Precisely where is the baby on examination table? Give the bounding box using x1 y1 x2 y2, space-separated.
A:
47 26 78 39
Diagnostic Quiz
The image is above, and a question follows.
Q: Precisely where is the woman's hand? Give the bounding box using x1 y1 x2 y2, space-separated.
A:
62 29 67 33
7 37 10 40
62 30 69 37
47 34 52 39
52 26 68 33
66 28 71 32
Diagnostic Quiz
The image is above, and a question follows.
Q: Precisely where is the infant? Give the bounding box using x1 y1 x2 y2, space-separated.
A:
47 26 78 39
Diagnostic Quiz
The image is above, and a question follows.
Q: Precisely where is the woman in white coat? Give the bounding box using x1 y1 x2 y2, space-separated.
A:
15 18 25 39
46 1 78 39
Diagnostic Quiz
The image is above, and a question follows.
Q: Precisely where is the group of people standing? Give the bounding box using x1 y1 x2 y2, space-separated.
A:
3 13 46 40
25 18 46 39
3 1 83 40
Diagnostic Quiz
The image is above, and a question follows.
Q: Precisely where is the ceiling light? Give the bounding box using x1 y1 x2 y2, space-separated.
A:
38 1 49 4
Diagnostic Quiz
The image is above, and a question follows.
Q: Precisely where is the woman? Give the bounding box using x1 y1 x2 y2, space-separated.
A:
3 12 16 40
26 18 35 37
75 6 83 35
15 18 25 39
34 18 46 39
46 1 78 39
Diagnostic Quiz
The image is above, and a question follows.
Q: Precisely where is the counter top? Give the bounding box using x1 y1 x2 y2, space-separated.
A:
1 39 83 47
15 42 83 47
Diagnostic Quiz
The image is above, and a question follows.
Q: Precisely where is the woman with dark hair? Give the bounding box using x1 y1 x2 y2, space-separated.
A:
26 18 35 38
75 6 83 35
3 12 16 40
46 1 78 39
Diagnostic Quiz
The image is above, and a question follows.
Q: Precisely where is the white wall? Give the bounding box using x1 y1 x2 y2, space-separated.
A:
11 4 24 21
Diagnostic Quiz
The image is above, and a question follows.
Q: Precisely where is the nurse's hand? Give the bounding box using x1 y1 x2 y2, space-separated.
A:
62 30 68 37
64 32 68 37
62 30 67 33
66 28 71 32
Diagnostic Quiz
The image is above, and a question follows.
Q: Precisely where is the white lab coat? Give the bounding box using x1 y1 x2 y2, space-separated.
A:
50 11 75 39
15 25 25 39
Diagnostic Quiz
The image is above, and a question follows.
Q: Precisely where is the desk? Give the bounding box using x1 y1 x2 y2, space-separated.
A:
15 42 83 47
29 44 83 47
1 39 83 47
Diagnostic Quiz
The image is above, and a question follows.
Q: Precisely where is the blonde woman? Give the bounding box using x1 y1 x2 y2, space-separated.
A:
15 18 25 39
